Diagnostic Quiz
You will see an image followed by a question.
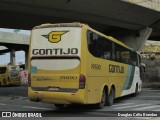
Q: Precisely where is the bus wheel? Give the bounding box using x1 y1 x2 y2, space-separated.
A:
96 89 106 109
133 84 138 96
106 88 115 106
54 104 64 108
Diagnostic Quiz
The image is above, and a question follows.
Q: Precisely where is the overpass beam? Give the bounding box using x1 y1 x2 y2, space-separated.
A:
10 49 16 65
122 27 152 51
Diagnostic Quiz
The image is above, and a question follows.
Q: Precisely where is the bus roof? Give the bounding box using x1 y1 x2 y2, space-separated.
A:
33 22 133 51
33 22 85 29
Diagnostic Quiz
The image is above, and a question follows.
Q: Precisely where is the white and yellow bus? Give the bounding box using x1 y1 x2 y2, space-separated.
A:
0 65 20 86
0 65 10 86
28 23 142 109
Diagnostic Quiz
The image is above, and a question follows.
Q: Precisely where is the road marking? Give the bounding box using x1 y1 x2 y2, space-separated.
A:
112 103 134 107
132 105 160 110
113 104 150 109
152 109 160 111
22 106 52 110
0 103 5 105
135 117 152 120
86 111 118 117
139 96 160 98
143 89 160 92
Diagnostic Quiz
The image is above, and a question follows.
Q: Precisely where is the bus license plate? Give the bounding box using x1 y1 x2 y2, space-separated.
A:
48 87 59 91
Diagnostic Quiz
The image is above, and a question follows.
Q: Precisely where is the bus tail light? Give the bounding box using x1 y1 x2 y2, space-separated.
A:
79 74 86 89
28 73 31 87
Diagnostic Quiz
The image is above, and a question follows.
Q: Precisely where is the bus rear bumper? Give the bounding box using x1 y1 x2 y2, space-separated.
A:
28 87 86 104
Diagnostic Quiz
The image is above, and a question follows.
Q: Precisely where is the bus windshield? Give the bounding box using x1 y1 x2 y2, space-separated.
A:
0 67 6 74
30 27 81 71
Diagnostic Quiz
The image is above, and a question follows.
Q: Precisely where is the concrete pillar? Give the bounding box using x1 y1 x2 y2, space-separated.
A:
120 27 152 51
25 50 28 70
137 27 152 51
10 49 16 65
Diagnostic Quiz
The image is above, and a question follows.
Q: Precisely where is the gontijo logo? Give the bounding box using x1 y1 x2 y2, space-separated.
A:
42 31 68 43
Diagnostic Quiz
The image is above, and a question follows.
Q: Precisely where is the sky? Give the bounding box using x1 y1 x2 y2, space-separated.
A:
0 28 30 65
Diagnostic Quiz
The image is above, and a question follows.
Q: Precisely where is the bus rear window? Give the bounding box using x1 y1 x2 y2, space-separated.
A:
0 67 6 74
30 27 81 71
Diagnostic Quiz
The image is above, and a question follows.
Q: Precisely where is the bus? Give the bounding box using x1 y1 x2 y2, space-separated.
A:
0 65 20 86
28 23 142 109
0 65 10 86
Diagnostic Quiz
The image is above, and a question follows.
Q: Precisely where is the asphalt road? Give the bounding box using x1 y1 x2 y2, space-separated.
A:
0 86 159 120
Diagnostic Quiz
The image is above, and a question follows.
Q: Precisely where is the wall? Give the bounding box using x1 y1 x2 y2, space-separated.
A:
141 58 160 87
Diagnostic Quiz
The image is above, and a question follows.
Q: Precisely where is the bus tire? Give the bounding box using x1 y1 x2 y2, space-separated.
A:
96 89 106 109
133 84 138 96
54 104 64 108
106 88 115 106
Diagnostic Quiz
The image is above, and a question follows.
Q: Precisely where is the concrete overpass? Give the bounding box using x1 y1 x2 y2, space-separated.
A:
0 0 160 50
0 32 29 67
0 0 160 51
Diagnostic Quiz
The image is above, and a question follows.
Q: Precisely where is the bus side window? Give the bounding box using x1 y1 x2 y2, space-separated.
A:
104 52 111 59
101 38 112 60
88 44 95 55
115 44 123 62
88 32 103 57
87 30 115 61
132 52 138 66
116 51 121 61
